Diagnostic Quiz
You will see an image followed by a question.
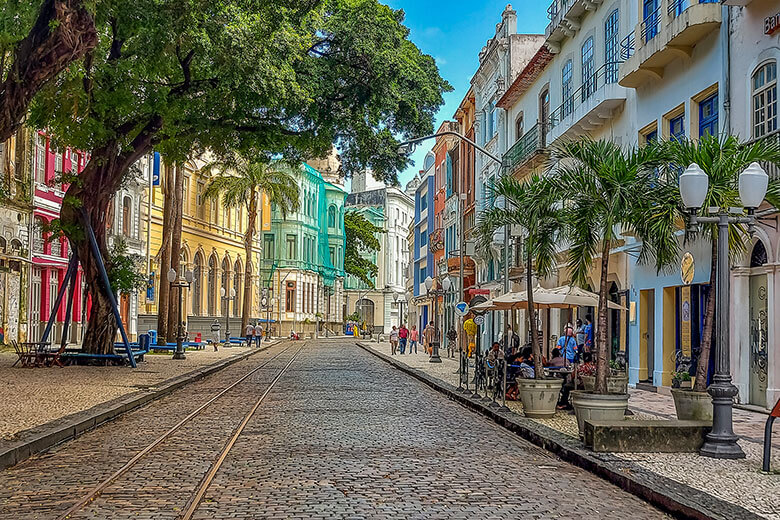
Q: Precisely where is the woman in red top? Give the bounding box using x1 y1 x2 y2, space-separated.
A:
398 324 409 354
409 325 419 354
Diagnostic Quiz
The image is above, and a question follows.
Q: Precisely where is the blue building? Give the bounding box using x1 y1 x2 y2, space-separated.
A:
412 153 435 332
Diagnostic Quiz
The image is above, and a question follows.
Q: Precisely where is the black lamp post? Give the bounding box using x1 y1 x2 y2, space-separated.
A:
168 268 193 360
679 161 769 459
424 275 451 363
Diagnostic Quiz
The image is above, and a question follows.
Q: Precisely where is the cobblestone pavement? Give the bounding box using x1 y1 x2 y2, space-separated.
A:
0 339 669 519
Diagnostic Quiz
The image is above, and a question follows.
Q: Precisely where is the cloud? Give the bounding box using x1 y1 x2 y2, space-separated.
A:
434 56 447 66
422 26 443 38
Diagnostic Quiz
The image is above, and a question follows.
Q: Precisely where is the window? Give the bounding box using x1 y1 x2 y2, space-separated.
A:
419 266 427 284
643 128 658 144
329 246 335 265
264 234 274 260
515 114 524 141
182 177 189 215
699 93 718 137
122 196 132 236
50 236 61 257
445 154 453 198
328 205 336 227
643 0 659 42
487 101 497 139
207 255 217 316
192 254 203 315
670 113 685 140
33 218 44 254
35 134 46 183
420 193 428 212
562 60 573 117
197 182 205 220
605 10 619 84
420 231 427 247
752 61 777 139
232 261 242 317
286 234 297 259
581 37 595 101
285 281 296 312
55 152 62 176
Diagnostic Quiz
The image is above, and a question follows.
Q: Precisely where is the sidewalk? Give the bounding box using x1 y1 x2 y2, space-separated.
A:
0 344 256 440
366 342 780 520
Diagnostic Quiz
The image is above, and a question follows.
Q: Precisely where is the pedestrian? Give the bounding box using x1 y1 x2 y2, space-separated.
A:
244 322 255 347
556 325 578 365
398 323 408 354
210 319 220 352
423 321 436 356
583 314 594 353
409 325 419 354
255 321 263 346
446 328 457 358
575 318 585 353
389 325 399 355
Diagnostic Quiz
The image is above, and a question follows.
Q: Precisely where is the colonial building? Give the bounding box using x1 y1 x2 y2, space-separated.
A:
411 153 435 332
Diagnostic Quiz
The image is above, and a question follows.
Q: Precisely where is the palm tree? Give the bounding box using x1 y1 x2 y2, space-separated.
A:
203 158 300 332
477 174 565 378
551 139 677 394
666 134 780 392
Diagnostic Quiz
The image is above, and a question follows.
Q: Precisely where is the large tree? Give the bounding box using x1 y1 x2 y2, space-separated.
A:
344 210 384 288
203 158 300 333
29 0 450 353
0 0 97 143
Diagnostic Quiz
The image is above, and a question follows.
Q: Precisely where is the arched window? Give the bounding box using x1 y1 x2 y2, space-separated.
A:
221 257 230 316
328 205 336 228
605 10 619 84
562 60 573 118
233 259 243 317
207 254 217 316
192 253 204 316
122 196 132 236
581 37 595 100
752 61 777 139
0 236 7 254
515 114 524 142
750 240 768 268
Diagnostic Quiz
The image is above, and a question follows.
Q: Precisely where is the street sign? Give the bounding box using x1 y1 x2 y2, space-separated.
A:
454 301 469 317
261 297 268 307
469 295 488 316
152 152 161 186
474 315 485 326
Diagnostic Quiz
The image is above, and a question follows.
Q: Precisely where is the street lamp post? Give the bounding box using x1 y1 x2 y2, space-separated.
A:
269 297 277 340
424 275 451 363
220 287 236 343
168 268 193 360
679 161 769 460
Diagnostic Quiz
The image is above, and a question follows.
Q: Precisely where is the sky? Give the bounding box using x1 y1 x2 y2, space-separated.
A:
384 0 550 188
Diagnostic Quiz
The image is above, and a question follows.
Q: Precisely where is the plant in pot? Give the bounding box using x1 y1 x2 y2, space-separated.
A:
477 173 565 418
551 138 678 436
666 134 780 421
581 359 629 395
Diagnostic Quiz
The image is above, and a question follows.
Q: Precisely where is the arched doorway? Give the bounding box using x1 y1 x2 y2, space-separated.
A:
192 252 204 316
207 254 218 316
749 240 768 408
355 298 375 331
221 257 230 317
233 259 243 318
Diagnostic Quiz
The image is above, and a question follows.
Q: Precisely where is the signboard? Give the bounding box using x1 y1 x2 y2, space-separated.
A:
152 152 161 186
765 12 780 35
681 252 694 285
474 315 485 326
469 295 488 316
146 273 155 302
454 301 469 317
680 285 692 359
261 297 268 308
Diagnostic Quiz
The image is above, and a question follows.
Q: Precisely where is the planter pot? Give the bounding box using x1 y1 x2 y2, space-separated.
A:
580 374 629 395
671 388 713 422
571 391 629 437
516 378 564 418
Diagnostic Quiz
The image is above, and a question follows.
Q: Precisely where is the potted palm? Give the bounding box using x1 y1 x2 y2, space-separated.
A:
666 134 780 421
477 174 565 418
552 138 677 435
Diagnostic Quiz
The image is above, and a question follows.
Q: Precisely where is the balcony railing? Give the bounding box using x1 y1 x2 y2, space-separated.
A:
549 62 622 130
669 0 719 18
503 123 545 174
620 32 635 60
641 5 662 43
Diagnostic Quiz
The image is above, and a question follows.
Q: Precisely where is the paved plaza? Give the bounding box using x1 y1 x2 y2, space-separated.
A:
0 339 668 519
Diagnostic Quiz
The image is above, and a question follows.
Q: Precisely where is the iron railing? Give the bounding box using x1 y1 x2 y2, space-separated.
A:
548 62 623 130
620 32 635 60
641 5 661 43
502 123 545 174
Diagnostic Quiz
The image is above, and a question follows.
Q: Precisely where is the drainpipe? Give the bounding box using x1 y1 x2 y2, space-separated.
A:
721 3 731 135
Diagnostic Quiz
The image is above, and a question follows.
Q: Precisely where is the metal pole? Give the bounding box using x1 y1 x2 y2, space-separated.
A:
764 416 776 472
173 281 185 359
430 288 441 363
700 214 744 459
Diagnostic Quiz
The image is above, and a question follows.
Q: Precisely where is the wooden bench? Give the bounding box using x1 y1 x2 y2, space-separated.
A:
584 419 712 453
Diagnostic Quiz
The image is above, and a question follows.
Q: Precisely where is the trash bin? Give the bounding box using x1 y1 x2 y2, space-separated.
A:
148 329 157 345
138 333 150 351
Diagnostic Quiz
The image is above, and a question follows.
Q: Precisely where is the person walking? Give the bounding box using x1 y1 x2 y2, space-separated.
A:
210 319 221 352
409 325 419 354
423 321 435 357
575 318 585 354
255 321 263 347
244 322 255 347
389 325 399 355
398 323 408 354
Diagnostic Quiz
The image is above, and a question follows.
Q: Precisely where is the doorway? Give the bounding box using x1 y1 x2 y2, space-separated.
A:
639 289 655 382
539 88 550 147
29 267 42 342
749 240 768 408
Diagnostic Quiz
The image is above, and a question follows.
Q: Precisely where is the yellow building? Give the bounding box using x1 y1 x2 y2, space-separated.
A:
138 155 270 338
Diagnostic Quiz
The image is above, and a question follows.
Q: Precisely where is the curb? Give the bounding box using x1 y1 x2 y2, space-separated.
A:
357 342 761 520
0 341 280 470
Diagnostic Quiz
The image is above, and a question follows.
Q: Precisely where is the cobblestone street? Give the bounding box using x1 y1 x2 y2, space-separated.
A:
0 340 669 519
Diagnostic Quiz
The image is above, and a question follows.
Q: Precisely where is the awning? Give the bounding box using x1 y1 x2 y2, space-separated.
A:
471 285 627 311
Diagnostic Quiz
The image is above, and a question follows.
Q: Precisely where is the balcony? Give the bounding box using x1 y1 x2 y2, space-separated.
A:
547 62 627 144
446 256 476 278
502 123 547 178
545 0 599 47
429 228 444 252
619 0 721 88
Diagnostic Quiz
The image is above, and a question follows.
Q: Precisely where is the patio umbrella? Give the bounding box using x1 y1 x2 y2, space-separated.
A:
518 284 628 311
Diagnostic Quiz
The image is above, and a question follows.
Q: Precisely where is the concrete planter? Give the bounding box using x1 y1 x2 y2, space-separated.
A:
516 378 564 418
571 391 629 438
580 373 629 395
670 388 713 422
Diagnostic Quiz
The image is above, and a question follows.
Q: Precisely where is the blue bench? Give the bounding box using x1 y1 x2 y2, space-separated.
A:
150 342 205 351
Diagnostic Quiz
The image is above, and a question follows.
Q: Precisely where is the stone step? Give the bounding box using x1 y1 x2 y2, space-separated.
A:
584 419 712 453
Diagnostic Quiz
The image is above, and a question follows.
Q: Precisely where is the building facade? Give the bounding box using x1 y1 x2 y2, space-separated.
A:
411 154 436 332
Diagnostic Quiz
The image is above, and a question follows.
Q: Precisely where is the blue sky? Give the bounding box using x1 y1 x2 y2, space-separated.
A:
384 1 549 187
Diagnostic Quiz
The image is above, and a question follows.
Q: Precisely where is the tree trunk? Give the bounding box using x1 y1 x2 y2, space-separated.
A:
166 163 183 342
527 246 543 379
595 239 612 394
0 0 97 144
693 238 718 392
242 193 257 333
156 162 174 345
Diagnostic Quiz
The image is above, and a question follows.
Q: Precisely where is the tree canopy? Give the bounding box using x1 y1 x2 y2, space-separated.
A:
344 209 384 287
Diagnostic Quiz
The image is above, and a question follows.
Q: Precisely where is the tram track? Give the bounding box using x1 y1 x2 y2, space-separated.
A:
56 341 304 520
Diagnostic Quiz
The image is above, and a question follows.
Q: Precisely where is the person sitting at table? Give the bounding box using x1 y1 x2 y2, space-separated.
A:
547 347 565 368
